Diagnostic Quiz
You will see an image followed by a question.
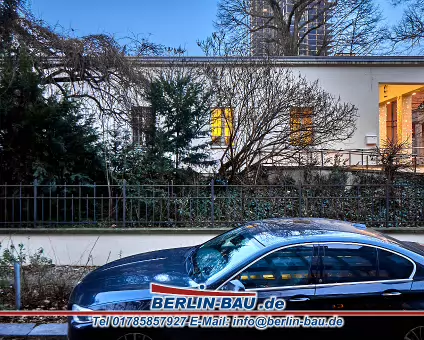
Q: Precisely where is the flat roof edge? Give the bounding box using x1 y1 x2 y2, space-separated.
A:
122 56 424 67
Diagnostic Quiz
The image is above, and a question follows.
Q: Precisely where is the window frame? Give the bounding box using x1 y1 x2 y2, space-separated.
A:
211 107 234 147
216 242 417 292
217 242 319 292
289 107 314 147
316 242 416 288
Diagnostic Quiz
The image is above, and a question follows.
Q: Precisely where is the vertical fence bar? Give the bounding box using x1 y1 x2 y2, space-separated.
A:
167 184 170 222
211 179 215 228
64 183 67 222
93 183 96 224
19 183 22 227
4 184 6 224
145 186 148 225
49 185 52 223
115 194 118 225
152 186 155 227
71 194 74 223
12 190 15 224
241 186 244 223
14 262 21 310
298 183 302 217
33 179 38 227
123 180 126 228
56 194 59 223
79 184 82 223
130 190 134 226
386 183 390 228
101 194 104 221
357 186 360 221
26 194 29 225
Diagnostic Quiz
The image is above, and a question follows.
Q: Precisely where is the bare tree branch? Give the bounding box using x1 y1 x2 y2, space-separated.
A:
0 0 182 123
210 0 387 56
202 58 358 183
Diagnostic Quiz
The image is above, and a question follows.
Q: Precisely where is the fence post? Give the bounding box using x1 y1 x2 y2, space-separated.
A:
93 183 96 224
33 179 37 227
298 183 302 217
19 183 22 228
211 179 215 228
385 182 390 228
14 262 21 310
64 183 67 222
123 180 126 228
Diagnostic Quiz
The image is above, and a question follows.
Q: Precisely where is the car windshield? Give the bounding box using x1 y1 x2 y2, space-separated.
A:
188 227 263 283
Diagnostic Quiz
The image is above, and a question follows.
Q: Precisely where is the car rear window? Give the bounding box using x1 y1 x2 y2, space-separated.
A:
321 244 378 284
321 243 415 284
377 249 414 280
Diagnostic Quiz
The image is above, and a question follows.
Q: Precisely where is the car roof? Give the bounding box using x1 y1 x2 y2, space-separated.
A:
241 217 400 248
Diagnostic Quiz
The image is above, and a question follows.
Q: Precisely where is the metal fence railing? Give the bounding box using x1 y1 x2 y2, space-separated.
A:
1 181 424 229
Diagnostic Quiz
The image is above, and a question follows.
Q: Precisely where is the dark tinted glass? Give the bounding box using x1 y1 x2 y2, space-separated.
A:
322 244 378 284
237 245 314 289
378 249 414 280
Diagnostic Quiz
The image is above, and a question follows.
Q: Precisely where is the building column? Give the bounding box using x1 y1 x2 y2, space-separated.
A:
398 95 413 146
379 104 387 146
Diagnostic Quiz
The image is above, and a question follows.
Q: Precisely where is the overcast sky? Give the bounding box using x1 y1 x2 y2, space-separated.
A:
28 0 402 56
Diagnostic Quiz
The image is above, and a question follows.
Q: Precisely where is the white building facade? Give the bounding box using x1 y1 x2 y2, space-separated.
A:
133 56 424 170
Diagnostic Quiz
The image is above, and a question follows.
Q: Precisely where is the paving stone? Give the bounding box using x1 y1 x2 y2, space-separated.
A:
0 323 36 336
28 323 67 336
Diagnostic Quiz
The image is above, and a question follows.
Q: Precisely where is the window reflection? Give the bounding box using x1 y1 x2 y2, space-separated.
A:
190 229 263 282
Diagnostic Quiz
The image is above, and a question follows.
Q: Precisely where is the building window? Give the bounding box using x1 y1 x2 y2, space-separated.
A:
131 106 155 145
211 108 234 146
290 107 313 146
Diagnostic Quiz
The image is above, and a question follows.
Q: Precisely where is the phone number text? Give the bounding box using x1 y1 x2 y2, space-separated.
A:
92 315 345 330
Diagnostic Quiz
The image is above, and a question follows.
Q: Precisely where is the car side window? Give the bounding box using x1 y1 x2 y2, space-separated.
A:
321 244 378 284
378 249 414 280
236 245 315 289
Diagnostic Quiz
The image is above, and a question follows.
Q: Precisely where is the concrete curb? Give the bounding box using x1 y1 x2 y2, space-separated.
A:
0 323 67 337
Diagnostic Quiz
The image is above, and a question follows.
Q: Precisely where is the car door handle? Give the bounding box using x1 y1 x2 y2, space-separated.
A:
289 297 310 302
382 291 402 297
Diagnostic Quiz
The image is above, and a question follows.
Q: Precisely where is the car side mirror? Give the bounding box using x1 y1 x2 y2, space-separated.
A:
222 279 246 292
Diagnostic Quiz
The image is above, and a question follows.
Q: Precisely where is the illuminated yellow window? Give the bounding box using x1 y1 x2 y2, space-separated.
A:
290 107 313 146
211 108 234 145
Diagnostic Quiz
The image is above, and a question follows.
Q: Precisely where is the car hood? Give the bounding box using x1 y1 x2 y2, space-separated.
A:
70 246 199 308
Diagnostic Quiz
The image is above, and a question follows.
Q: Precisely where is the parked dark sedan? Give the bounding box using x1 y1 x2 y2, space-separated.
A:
68 218 424 340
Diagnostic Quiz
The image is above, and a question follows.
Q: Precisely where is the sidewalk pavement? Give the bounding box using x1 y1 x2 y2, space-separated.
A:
0 323 67 337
